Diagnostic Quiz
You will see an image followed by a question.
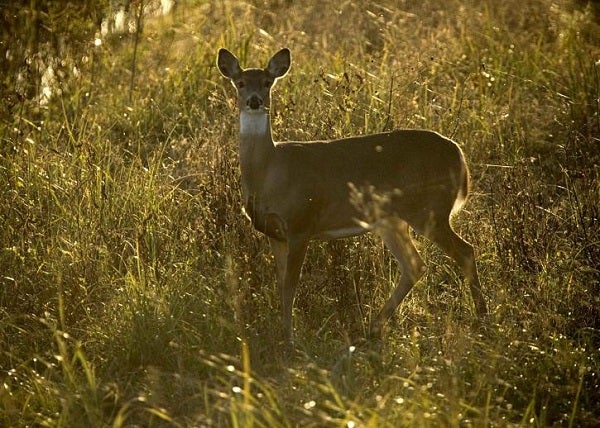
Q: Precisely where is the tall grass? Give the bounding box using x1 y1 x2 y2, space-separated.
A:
1 0 598 426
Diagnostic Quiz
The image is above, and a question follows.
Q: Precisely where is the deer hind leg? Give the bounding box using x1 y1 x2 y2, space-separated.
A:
370 218 426 338
428 221 488 317
269 236 308 348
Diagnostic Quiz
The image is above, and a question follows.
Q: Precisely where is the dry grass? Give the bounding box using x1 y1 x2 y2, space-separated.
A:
1 0 598 426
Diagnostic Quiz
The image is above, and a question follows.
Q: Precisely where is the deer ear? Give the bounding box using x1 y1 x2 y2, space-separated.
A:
217 48 242 79
266 48 291 78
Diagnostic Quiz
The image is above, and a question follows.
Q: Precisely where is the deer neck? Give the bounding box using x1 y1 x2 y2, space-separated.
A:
238 110 275 200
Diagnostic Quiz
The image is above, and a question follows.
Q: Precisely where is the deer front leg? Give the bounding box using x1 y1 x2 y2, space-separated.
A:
269 237 308 348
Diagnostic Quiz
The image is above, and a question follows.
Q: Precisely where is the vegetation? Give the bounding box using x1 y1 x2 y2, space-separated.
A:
1 0 598 426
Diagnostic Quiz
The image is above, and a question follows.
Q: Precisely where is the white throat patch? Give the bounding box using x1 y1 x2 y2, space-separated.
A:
240 110 270 136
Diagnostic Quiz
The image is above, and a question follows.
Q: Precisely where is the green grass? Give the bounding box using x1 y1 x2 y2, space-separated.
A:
1 0 599 426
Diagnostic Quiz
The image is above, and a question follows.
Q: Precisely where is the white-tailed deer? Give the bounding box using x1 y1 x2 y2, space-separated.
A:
217 48 487 348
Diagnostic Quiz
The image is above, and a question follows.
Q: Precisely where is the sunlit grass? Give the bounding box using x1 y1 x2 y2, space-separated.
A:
1 0 598 426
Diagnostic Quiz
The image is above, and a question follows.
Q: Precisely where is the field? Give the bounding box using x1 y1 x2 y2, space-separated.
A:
1 0 599 426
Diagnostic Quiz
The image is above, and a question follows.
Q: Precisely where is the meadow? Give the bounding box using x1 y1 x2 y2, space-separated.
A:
1 0 599 426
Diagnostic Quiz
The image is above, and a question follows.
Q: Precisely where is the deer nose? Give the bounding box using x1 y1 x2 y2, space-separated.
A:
247 95 263 110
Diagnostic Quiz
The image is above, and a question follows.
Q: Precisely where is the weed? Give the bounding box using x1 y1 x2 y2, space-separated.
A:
1 0 598 426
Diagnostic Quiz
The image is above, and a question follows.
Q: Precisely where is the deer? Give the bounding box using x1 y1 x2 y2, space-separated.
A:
216 47 487 349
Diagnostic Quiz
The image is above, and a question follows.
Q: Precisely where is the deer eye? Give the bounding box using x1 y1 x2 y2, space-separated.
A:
237 80 245 88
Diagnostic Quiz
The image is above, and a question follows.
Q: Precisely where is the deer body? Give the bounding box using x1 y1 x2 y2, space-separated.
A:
244 130 467 239
217 48 487 347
